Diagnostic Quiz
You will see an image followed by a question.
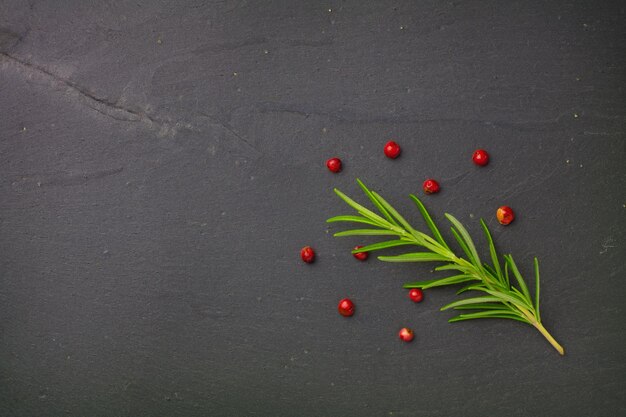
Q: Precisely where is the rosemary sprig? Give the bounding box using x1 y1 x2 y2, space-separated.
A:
327 179 564 355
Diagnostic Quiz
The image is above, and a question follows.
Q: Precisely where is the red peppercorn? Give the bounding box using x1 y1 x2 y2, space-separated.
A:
496 206 515 225
338 298 355 317
472 149 490 166
384 141 401 159
326 157 342 173
352 245 369 261
398 327 414 342
300 246 315 263
408 288 424 303
422 179 440 194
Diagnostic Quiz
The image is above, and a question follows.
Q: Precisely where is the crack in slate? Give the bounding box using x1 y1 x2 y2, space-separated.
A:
255 101 574 131
0 51 151 123
0 52 260 156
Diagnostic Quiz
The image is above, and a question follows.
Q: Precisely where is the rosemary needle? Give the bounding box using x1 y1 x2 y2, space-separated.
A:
327 179 564 356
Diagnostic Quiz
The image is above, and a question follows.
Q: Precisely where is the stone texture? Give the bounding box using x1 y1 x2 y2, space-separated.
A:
1 1 625 416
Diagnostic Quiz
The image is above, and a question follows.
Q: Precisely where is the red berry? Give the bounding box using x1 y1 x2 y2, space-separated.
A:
338 298 355 317
384 141 401 159
496 206 515 225
326 157 342 173
300 246 315 263
399 327 414 342
472 149 490 166
422 179 440 194
408 288 423 303
352 245 369 261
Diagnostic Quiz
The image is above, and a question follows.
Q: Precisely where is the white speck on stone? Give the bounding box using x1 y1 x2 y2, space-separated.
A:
263 49 269 54
574 113 579 118
233 72 238 76
328 8 332 12
400 25 405 30
566 159 570 163
469 213 475 218
579 164 583 168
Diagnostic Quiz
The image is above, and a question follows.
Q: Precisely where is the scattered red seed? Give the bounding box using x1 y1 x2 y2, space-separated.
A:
408 288 424 303
326 157 342 173
338 298 355 317
398 327 414 342
384 141 401 159
352 245 369 261
472 149 490 166
496 206 515 225
422 179 440 194
300 246 315 263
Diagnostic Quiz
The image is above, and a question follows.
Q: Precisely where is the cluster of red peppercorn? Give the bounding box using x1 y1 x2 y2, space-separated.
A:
304 142 516 343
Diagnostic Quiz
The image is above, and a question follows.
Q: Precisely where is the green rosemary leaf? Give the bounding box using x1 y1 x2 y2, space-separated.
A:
455 283 476 295
440 296 503 310
504 255 532 305
403 278 444 288
356 179 399 227
404 275 472 290
480 287 533 310
504 260 510 288
371 191 417 236
534 257 541 323
379 252 449 263
446 214 481 267
421 274 478 289
482 264 500 281
480 219 504 283
435 264 473 274
351 240 413 253
334 229 401 237
326 215 380 226
449 311 529 323
409 194 451 251
451 303 509 310
333 188 390 227
450 227 475 265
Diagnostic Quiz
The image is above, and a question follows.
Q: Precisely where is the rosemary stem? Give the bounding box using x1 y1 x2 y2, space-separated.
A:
533 322 565 355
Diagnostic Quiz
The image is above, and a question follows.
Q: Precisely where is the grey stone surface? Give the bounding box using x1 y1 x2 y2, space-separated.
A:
1 1 625 416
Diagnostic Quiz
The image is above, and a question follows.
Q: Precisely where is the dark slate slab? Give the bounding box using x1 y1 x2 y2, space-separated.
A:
1 1 624 416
